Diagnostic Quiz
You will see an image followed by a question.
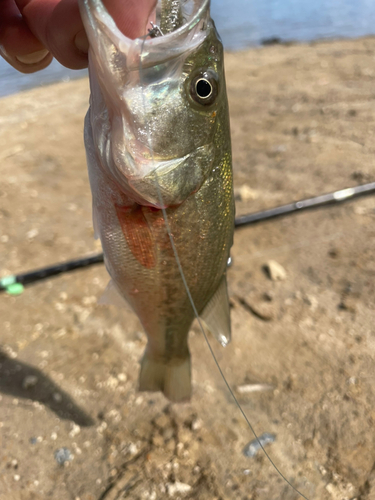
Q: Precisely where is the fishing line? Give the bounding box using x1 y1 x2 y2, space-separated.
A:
138 8 310 500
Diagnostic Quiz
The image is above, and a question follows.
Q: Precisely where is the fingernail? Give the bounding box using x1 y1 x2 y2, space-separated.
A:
74 30 89 54
16 49 49 64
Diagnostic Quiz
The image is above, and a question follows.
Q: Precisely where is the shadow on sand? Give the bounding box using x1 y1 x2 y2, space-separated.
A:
0 350 95 426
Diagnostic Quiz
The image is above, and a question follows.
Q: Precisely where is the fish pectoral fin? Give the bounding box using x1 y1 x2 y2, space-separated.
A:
139 352 191 403
200 275 231 347
99 280 131 311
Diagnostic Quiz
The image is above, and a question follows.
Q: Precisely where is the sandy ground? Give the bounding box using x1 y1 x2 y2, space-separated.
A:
0 37 375 500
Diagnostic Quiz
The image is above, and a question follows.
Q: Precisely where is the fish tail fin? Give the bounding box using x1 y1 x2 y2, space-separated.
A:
139 352 191 402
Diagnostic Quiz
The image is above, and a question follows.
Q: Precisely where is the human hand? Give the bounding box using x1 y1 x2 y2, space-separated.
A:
0 0 156 73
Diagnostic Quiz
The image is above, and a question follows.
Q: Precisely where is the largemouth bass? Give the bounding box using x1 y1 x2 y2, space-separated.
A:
79 0 234 402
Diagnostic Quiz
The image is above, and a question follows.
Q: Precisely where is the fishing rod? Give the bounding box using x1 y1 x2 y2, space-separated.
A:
235 181 375 227
1 181 374 294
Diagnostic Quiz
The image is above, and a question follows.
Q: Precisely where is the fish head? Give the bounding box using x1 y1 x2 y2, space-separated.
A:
80 0 230 207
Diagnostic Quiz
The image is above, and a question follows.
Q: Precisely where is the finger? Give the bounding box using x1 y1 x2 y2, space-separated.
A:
18 0 89 69
0 0 52 73
104 0 157 39
17 0 156 69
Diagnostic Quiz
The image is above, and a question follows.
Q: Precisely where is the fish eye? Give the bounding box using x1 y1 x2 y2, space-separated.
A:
190 70 218 106
195 78 212 99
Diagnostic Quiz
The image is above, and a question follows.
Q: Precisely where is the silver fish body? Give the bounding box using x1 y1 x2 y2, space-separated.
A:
79 0 234 401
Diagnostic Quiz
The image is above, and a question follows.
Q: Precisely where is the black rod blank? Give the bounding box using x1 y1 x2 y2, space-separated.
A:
235 181 375 227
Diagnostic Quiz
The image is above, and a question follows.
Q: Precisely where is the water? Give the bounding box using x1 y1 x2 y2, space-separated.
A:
213 0 375 49
1 0 375 98
0 58 87 98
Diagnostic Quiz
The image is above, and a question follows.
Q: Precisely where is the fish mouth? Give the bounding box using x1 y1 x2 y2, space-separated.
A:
113 143 214 208
79 0 211 73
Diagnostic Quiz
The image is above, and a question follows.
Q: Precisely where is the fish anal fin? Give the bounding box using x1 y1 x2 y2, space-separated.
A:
139 351 191 403
200 275 231 347
115 204 156 269
99 280 131 311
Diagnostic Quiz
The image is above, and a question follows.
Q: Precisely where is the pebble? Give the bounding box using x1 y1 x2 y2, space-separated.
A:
339 296 357 313
53 392 62 403
264 260 287 281
153 413 170 430
69 424 81 437
236 383 274 394
234 184 258 202
167 481 191 497
191 417 202 431
243 433 276 458
54 448 72 466
240 296 275 321
152 434 164 447
26 228 39 239
22 375 38 390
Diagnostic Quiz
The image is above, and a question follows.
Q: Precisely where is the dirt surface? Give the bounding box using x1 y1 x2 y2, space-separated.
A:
1 37 375 500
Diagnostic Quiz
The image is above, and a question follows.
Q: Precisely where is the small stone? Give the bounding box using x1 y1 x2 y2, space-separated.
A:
304 294 318 311
162 427 174 442
96 421 107 434
154 413 170 430
339 296 357 313
26 228 39 239
152 434 164 447
191 417 202 431
264 260 287 281
53 392 62 403
106 376 119 389
14 474 20 481
325 483 339 496
243 298 275 321
263 291 274 301
167 481 191 497
22 375 38 390
54 448 72 466
354 206 370 215
237 295 275 321
234 184 258 202
109 468 118 478
127 443 139 455
236 384 274 394
69 424 81 438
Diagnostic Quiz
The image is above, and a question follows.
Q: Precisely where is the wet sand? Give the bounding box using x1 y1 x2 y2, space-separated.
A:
0 37 375 500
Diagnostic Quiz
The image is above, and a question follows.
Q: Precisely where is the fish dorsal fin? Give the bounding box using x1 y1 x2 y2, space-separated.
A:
200 275 231 347
99 280 131 311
